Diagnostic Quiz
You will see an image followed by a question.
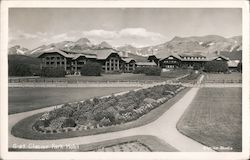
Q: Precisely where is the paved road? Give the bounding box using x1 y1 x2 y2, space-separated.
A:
9 87 214 152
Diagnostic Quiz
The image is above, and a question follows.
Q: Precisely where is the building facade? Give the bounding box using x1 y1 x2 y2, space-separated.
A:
148 52 229 69
38 48 137 74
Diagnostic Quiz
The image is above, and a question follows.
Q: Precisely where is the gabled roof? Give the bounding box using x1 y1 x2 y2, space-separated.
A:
71 53 97 60
37 47 74 58
154 51 229 62
81 48 121 60
38 48 120 60
62 49 97 59
205 53 229 61
179 53 205 58
159 54 182 61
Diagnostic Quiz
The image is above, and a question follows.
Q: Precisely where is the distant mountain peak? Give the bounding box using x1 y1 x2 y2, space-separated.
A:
8 45 29 55
76 38 91 44
98 41 112 48
171 36 183 41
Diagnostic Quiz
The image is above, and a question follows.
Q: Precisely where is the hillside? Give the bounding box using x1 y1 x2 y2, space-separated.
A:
118 35 242 56
8 55 41 76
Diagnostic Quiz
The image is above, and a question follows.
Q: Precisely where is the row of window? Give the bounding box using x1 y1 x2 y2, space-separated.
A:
45 56 64 60
163 60 177 64
182 56 205 60
44 61 65 65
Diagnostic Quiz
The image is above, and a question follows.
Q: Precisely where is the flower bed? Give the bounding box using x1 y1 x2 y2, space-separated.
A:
32 84 185 134
91 141 151 152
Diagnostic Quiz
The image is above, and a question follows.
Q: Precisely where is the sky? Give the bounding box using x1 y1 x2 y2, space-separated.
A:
9 8 242 49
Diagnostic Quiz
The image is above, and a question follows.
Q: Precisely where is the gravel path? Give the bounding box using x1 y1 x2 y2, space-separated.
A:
9 86 215 152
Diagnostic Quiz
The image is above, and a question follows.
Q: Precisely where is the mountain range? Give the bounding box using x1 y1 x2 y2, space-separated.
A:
9 35 242 57
118 35 242 56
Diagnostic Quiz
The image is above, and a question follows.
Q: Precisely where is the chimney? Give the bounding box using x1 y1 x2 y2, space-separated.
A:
217 50 220 55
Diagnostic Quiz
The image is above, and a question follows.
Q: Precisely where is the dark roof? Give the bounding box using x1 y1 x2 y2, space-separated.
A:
38 48 121 60
37 47 74 58
136 62 157 66
155 52 229 62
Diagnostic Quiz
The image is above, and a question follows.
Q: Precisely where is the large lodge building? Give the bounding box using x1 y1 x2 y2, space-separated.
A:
148 51 229 69
38 47 232 74
38 47 137 74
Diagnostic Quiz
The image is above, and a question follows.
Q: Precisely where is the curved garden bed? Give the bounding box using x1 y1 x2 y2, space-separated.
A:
12 84 189 140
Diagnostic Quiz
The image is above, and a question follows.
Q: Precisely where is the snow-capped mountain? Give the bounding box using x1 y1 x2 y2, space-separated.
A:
117 45 138 54
118 35 242 56
8 45 29 55
94 41 113 49
9 35 242 57
21 38 114 55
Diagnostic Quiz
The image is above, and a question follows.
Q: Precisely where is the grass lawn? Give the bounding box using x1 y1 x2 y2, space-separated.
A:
177 87 242 152
9 87 137 114
11 88 190 140
203 72 242 83
9 135 177 152
9 71 190 83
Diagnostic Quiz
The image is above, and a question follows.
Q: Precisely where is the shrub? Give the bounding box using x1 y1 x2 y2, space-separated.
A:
99 117 112 126
193 63 202 70
50 117 67 129
9 63 32 77
144 67 161 76
33 120 45 130
72 110 87 121
204 61 228 72
62 118 76 128
133 67 146 74
50 106 74 119
143 98 157 104
93 111 115 123
80 62 102 76
40 67 66 77
237 62 242 72
133 66 161 76
181 64 189 69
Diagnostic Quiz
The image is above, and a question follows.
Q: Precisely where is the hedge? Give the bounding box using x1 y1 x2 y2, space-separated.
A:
40 67 66 77
144 67 162 76
9 63 32 76
133 67 161 76
204 61 228 73
80 62 102 76
237 62 242 72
